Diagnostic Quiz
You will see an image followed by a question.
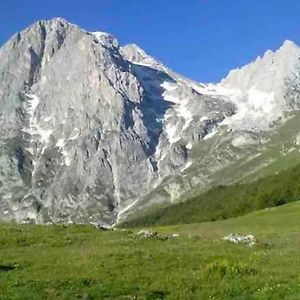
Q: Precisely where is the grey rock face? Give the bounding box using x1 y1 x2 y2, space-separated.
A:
1 18 300 224
0 18 235 224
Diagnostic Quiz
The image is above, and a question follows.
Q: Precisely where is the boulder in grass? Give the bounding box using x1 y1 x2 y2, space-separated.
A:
137 230 158 238
91 223 113 231
223 234 256 246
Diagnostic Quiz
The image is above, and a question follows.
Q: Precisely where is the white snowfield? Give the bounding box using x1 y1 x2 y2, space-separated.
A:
218 40 300 131
161 81 193 144
23 93 53 145
25 93 40 125
128 39 300 137
188 41 300 132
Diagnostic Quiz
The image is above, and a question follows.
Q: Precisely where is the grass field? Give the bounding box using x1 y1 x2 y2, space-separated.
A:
1 202 300 299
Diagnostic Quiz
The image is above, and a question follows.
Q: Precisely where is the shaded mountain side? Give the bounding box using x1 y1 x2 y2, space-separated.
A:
120 162 300 228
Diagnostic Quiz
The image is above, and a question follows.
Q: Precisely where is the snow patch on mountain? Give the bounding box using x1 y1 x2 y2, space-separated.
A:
221 87 280 131
218 40 300 131
203 128 218 140
22 93 53 146
25 93 40 124
91 31 119 49
161 81 193 144
186 143 193 150
56 138 65 148
181 161 192 171
61 149 72 166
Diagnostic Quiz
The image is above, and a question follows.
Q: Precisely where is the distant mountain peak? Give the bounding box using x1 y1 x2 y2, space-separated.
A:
281 39 298 49
30 17 75 30
120 43 164 70
48 17 70 24
91 31 119 49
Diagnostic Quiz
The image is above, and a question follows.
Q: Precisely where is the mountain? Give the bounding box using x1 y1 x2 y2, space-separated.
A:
0 18 300 225
120 162 300 228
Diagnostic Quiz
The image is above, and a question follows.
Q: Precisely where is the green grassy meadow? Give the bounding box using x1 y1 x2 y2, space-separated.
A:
1 201 300 299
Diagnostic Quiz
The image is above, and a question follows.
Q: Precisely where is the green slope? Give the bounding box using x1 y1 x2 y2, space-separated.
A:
157 200 300 238
2 202 300 299
120 163 300 228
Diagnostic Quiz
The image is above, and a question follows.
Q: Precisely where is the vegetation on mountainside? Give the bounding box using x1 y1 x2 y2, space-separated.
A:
120 163 300 228
1 202 300 299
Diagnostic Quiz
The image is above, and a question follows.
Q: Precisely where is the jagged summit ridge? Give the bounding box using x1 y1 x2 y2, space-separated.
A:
120 44 164 70
214 40 300 130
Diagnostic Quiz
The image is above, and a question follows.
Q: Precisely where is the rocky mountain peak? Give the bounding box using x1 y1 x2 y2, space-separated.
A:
280 39 299 50
120 43 164 71
216 39 300 131
90 31 119 49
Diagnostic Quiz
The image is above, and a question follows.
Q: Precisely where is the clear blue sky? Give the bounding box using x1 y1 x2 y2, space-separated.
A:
1 0 300 83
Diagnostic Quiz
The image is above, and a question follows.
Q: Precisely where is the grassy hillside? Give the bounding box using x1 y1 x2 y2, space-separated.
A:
2 202 300 299
158 200 300 238
120 163 300 228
